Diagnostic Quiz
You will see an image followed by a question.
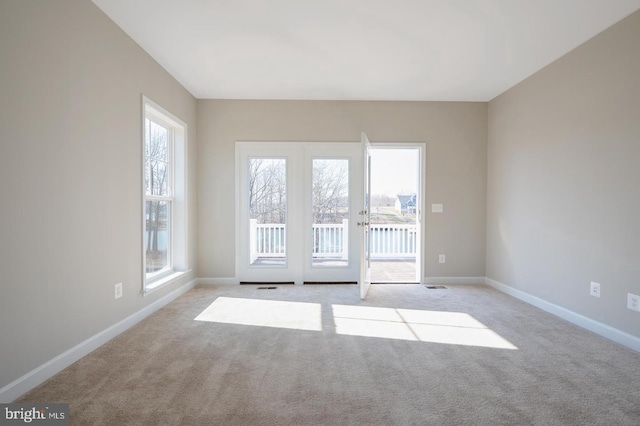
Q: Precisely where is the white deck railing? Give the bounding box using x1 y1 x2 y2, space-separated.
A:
313 219 349 259
250 220 417 261
250 220 286 263
369 224 417 258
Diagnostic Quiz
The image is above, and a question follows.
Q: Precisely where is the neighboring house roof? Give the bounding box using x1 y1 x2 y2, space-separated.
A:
396 194 416 205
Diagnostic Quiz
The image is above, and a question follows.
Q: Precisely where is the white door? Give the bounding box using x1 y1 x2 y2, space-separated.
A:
236 143 300 283
359 132 372 299
303 143 362 283
237 142 361 285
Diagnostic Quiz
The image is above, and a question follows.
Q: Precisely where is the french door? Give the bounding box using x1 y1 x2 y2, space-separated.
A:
360 132 372 299
236 142 362 285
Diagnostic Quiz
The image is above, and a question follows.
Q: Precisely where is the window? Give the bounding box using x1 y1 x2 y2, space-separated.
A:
142 97 187 291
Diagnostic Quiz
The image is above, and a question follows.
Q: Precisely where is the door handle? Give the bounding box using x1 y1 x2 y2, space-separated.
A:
357 222 369 227
358 210 368 216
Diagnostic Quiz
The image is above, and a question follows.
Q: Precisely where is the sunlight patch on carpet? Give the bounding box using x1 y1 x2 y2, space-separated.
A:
195 297 322 331
332 305 518 350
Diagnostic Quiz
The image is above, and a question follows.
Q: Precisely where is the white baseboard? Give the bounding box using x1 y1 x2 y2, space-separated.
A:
197 277 238 285
200 277 487 286
424 277 485 285
485 277 640 353
0 279 197 403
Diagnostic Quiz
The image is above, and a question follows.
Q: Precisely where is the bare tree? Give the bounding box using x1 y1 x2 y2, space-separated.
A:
249 159 286 223
248 159 348 225
145 120 170 269
312 160 348 224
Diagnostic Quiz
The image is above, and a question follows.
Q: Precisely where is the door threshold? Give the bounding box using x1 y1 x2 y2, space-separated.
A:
303 281 357 285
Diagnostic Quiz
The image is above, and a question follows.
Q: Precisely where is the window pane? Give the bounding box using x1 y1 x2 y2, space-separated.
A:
248 158 286 266
312 159 349 266
145 200 171 273
146 120 170 196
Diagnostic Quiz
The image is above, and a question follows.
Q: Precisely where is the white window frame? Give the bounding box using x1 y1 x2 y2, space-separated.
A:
142 96 188 292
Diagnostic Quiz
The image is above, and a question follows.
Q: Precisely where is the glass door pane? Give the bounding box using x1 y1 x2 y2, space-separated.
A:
248 158 287 266
312 159 349 267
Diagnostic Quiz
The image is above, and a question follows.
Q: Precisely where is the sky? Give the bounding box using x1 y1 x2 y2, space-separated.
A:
370 148 419 197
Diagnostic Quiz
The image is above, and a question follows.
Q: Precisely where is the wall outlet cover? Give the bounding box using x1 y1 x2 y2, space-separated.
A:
628 293 640 312
115 283 123 300
438 254 446 264
590 281 600 298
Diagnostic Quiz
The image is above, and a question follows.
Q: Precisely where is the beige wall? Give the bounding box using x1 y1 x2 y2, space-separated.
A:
487 11 640 338
8 0 636 400
197 100 487 281
0 0 197 390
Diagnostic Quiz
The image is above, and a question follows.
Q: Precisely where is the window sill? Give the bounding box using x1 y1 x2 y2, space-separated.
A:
144 270 189 296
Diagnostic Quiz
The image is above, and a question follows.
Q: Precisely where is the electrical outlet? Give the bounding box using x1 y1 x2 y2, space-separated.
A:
438 254 446 264
628 293 640 312
114 282 123 300
590 281 600 298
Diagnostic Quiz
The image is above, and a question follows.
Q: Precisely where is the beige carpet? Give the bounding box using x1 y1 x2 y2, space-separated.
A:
18 284 640 425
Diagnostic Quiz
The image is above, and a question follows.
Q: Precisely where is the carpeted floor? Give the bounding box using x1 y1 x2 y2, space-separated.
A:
18 284 640 425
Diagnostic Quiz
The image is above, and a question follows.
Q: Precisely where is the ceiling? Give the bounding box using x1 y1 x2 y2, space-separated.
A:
92 0 640 101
